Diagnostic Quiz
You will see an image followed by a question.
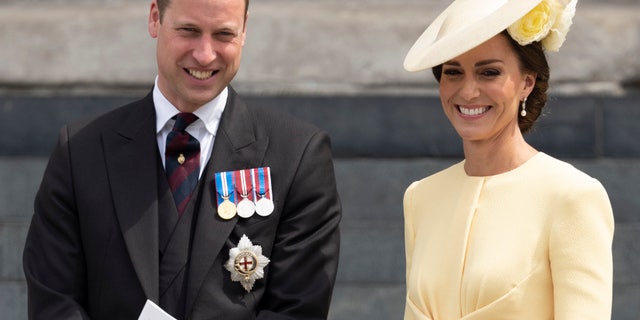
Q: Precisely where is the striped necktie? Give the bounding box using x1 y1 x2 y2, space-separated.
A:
165 113 200 215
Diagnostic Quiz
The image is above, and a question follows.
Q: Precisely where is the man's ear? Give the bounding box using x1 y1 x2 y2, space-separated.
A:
240 12 249 46
148 1 160 38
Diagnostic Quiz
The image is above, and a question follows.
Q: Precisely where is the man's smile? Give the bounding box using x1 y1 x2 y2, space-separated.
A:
186 69 217 80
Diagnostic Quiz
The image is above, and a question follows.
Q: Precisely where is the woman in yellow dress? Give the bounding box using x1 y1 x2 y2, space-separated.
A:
402 0 614 319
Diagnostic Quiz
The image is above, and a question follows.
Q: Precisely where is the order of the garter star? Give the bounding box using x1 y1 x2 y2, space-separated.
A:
225 234 270 292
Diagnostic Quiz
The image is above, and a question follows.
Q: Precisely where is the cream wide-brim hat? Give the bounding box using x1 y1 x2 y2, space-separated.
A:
404 0 543 72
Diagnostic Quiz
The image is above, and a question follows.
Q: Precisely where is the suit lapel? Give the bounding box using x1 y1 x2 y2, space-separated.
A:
103 92 160 302
185 87 269 313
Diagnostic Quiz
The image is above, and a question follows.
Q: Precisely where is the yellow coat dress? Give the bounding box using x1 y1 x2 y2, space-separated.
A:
403 152 614 320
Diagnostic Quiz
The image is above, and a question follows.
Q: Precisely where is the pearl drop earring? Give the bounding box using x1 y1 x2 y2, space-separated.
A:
520 97 527 117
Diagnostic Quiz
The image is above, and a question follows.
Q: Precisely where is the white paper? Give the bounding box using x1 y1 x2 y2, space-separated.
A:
138 299 177 320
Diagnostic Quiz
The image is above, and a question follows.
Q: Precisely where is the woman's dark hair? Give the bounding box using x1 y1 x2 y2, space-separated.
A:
431 31 550 134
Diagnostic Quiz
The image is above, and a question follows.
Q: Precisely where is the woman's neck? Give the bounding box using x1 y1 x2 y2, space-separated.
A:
462 130 537 177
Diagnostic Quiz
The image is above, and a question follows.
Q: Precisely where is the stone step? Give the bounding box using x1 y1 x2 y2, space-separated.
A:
1 1 639 318
2 93 640 158
2 157 639 319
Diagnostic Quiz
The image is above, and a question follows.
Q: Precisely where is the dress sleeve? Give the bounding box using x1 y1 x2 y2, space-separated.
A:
403 182 419 284
549 177 614 319
403 181 419 319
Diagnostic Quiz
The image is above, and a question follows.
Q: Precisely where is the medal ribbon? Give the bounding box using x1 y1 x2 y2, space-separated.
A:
215 171 236 204
234 169 253 201
255 167 271 200
250 168 257 203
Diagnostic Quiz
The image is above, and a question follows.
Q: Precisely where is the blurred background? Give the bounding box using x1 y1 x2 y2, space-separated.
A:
1 0 639 318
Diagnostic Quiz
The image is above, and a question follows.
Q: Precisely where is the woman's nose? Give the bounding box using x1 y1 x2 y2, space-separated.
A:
460 77 480 100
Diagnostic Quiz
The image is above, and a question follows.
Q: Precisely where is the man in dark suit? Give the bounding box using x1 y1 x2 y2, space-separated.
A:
22 0 342 319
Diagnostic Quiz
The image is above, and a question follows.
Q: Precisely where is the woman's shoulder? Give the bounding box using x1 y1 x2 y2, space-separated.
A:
405 161 467 199
530 154 611 214
411 160 464 184
532 153 603 189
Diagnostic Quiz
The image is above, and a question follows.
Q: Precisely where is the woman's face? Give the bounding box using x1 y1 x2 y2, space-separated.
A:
438 33 535 144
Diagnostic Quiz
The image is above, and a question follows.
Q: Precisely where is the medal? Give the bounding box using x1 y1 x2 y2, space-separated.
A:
214 167 272 220
235 169 255 218
218 196 237 220
255 198 274 217
224 234 270 292
215 171 237 220
237 199 255 218
253 167 274 216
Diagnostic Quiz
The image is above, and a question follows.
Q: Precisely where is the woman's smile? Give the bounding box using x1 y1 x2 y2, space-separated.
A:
458 105 491 117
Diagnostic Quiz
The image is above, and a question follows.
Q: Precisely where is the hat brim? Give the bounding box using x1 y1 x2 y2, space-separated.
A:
404 0 543 72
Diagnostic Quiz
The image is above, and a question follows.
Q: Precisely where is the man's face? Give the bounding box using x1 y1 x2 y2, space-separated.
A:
149 0 247 112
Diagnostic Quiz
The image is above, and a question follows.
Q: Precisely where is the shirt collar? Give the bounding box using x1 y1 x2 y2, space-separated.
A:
153 76 227 135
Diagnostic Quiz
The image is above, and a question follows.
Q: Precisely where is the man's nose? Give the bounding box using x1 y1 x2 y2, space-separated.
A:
193 37 216 66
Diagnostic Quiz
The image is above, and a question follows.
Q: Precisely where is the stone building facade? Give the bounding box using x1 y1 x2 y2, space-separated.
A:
1 0 639 319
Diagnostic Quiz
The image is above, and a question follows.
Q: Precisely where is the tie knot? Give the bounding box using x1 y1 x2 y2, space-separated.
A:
172 113 199 132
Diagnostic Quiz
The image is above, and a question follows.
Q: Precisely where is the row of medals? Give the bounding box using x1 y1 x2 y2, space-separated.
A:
218 193 274 220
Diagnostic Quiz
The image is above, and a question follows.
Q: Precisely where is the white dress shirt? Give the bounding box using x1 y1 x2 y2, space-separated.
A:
153 76 227 178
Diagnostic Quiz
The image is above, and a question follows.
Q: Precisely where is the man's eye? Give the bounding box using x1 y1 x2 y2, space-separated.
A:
216 32 236 41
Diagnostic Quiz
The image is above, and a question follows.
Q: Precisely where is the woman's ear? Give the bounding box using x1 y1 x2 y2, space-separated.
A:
523 72 537 98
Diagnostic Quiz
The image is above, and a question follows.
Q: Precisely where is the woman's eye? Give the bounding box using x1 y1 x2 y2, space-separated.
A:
443 69 462 76
481 69 500 77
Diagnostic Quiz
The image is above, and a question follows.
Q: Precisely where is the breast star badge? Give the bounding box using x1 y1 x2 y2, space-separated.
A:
225 234 270 292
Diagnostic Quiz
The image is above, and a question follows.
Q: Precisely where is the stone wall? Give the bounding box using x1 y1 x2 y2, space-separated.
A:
1 0 639 95
1 0 639 319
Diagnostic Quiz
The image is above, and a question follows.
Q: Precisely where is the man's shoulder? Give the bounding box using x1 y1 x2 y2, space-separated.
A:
227 87 320 135
67 93 153 134
248 104 319 133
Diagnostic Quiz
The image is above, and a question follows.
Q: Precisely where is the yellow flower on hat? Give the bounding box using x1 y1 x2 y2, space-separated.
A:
507 0 577 51
508 0 557 45
542 0 577 51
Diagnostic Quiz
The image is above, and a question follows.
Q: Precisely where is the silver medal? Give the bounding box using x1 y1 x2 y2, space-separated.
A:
236 170 255 218
255 197 274 216
237 197 255 218
252 167 274 217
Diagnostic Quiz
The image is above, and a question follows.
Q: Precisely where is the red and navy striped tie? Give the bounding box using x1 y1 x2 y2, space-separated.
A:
165 113 200 215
